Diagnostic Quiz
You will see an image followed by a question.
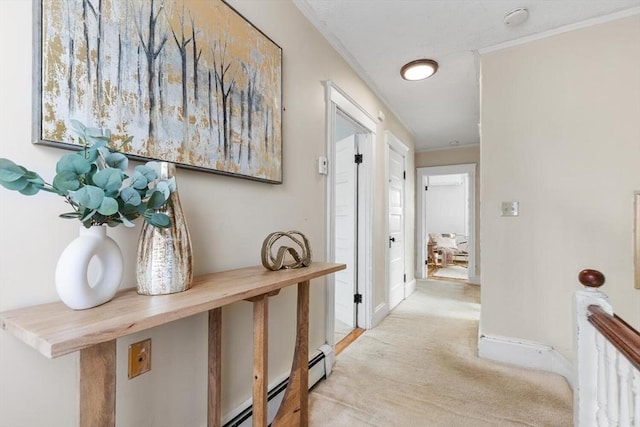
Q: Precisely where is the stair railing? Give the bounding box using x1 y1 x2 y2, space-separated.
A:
574 269 640 427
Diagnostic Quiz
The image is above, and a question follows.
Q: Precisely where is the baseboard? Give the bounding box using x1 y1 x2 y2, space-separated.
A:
371 302 388 328
222 345 332 426
468 275 481 285
478 334 574 388
405 279 416 297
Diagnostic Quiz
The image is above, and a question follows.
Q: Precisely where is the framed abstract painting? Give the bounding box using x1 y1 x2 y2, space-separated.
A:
33 0 283 183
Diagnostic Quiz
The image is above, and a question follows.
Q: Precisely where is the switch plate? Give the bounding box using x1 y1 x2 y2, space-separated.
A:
318 157 328 175
128 339 151 379
501 201 519 217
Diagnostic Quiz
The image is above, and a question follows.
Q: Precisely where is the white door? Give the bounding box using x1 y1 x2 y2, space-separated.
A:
334 134 357 336
388 147 405 310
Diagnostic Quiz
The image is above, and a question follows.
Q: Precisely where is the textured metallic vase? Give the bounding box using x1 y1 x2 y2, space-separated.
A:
136 162 193 295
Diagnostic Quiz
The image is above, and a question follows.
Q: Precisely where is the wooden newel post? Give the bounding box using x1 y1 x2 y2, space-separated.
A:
574 269 612 427
578 269 605 289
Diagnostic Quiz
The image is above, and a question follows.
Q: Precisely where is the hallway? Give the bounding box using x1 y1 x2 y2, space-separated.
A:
309 280 573 426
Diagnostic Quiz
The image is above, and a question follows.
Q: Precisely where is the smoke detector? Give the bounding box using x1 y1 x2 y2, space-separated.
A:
504 8 529 26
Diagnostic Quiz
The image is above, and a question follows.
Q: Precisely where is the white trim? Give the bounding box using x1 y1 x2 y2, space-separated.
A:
480 7 640 55
405 279 416 299
325 81 377 344
319 343 335 376
415 142 480 153
371 302 389 328
327 82 377 133
416 164 477 281
385 131 409 311
478 334 574 389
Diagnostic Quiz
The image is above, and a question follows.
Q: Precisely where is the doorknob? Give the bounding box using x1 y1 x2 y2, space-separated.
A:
389 236 395 248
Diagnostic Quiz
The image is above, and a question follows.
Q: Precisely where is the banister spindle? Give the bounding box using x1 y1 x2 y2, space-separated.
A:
618 356 631 427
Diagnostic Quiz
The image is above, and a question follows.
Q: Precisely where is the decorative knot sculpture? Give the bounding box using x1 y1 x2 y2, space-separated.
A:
261 231 312 271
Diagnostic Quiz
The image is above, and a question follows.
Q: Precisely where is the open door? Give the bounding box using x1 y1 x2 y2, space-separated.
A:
333 127 358 342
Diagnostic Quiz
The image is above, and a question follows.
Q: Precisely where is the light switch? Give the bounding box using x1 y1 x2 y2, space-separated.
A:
501 201 519 217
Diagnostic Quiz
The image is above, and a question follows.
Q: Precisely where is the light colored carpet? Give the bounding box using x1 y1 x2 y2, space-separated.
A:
309 280 573 426
433 265 468 280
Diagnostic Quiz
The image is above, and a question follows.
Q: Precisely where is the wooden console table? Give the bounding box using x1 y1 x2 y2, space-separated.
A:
0 262 345 427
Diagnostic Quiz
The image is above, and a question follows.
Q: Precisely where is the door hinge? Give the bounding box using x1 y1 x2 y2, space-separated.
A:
425 185 429 191
354 154 363 164
403 273 406 283
354 293 363 304
403 171 406 180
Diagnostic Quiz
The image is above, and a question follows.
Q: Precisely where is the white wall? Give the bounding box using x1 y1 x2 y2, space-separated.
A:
0 1 415 425
425 176 467 237
480 15 640 360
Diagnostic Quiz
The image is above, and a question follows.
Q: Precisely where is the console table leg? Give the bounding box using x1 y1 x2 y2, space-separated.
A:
79 340 116 427
252 294 269 427
208 308 222 427
273 280 310 427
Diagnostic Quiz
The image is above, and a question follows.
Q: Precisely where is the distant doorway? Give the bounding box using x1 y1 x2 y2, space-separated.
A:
416 164 477 284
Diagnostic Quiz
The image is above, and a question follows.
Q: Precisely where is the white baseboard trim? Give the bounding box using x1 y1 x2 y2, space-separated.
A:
468 275 481 285
371 302 388 328
222 346 332 426
478 334 574 389
405 279 416 297
319 343 334 376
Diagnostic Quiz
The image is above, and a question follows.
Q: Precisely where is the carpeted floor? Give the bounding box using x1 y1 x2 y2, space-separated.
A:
309 280 573 426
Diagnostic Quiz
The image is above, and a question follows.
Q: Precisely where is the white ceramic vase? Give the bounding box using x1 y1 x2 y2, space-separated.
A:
55 225 123 310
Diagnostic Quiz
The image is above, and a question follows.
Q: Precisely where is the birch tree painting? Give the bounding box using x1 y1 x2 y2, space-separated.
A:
38 0 283 183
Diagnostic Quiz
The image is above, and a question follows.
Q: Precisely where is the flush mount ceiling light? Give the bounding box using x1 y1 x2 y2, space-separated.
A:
400 59 438 81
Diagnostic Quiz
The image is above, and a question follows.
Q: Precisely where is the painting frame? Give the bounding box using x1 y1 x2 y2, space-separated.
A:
32 0 283 184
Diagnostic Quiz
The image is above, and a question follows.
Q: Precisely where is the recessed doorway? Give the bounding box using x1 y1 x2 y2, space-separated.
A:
416 164 478 284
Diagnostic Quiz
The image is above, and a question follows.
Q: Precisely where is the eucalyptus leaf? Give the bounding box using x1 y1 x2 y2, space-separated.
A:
70 185 105 210
0 176 28 191
129 170 150 190
0 159 28 183
93 168 123 194
53 170 81 192
82 146 99 163
106 152 128 171
146 190 167 210
154 181 171 200
120 186 142 206
97 197 119 216
147 212 171 228
56 153 91 175
19 181 43 195
135 164 157 182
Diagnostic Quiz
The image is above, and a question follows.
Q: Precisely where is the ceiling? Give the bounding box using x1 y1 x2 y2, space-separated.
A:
293 0 640 151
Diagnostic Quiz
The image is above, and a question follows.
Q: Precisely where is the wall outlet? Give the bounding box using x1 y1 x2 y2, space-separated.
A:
128 339 151 379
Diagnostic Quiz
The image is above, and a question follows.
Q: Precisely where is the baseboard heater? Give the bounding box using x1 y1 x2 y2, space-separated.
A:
223 345 332 427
